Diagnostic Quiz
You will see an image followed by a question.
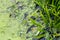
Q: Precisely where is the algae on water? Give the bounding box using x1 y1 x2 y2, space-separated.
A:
0 0 35 40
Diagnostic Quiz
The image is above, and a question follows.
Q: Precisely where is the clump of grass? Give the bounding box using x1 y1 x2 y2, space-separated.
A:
25 0 60 40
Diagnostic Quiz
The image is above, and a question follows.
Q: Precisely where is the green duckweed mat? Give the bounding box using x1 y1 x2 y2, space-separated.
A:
0 0 35 40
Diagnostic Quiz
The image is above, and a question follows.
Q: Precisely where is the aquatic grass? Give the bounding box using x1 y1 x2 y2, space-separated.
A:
26 0 60 40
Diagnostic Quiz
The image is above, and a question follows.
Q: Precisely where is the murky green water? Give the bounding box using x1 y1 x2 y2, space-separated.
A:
0 0 35 40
